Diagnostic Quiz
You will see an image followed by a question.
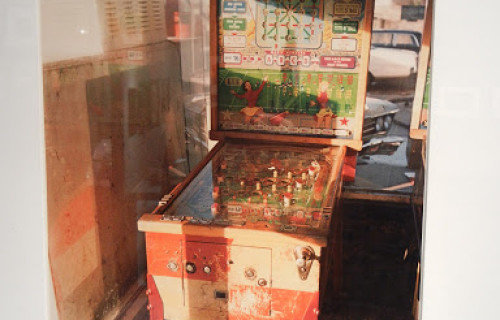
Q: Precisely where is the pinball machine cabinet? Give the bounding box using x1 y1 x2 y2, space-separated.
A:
139 1 374 319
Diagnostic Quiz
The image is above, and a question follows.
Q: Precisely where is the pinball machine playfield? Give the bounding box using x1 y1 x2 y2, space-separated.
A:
138 0 374 319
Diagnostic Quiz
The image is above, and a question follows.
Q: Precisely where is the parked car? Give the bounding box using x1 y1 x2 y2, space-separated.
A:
368 30 421 85
361 97 403 156
360 136 405 156
363 97 400 137
371 29 422 53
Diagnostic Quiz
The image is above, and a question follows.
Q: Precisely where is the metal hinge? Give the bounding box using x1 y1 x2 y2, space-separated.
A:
151 194 173 215
159 194 173 206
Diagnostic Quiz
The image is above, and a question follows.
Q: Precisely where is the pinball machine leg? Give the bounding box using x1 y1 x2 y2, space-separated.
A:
146 274 164 320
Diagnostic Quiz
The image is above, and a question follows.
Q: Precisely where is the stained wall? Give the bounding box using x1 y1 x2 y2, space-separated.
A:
43 41 202 319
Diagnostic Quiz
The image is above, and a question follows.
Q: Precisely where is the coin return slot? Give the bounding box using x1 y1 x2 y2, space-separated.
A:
214 290 228 300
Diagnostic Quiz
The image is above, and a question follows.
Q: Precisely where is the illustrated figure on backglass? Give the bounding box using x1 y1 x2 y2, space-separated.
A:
310 81 335 128
231 76 268 124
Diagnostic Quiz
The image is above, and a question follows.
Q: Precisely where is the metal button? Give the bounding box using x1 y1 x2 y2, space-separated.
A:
186 262 196 274
296 258 306 268
167 261 178 272
244 267 257 280
203 266 212 274
257 278 267 286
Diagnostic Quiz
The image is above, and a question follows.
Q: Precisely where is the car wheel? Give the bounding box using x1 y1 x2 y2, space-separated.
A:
383 115 393 131
375 117 384 132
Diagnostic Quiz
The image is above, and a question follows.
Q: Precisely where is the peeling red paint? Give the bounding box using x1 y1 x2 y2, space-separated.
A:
185 235 234 245
271 289 319 319
144 233 320 319
145 233 183 277
145 233 235 279
228 285 272 318
184 241 229 282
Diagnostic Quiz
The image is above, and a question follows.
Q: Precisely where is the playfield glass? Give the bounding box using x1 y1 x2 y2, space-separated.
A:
164 142 340 236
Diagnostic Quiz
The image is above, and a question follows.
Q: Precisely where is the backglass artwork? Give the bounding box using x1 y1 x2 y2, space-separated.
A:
216 0 371 142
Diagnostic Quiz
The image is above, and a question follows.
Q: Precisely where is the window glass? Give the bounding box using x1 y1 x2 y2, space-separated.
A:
41 0 210 318
372 32 393 45
394 34 415 45
352 0 428 193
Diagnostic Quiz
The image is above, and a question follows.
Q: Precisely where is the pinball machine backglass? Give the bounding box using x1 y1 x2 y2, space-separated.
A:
138 0 374 319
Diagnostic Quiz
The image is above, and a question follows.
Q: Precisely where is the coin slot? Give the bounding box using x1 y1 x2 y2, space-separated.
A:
214 290 228 300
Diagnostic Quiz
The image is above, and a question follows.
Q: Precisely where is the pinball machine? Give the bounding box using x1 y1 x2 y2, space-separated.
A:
138 0 374 319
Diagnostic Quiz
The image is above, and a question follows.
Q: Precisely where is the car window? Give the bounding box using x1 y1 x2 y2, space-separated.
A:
372 32 393 46
393 34 416 46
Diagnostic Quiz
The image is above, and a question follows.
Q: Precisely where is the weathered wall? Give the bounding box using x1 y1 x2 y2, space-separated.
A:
44 41 193 320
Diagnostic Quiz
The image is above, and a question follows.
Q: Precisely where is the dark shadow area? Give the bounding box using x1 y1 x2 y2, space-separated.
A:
321 199 419 320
